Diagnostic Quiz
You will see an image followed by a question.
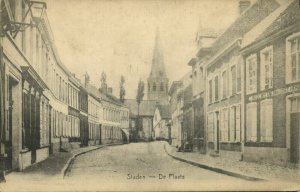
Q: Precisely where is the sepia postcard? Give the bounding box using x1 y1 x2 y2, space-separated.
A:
0 0 299 191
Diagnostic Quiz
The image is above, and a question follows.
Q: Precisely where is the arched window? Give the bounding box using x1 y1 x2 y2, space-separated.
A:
148 83 150 91
153 83 156 91
160 82 164 91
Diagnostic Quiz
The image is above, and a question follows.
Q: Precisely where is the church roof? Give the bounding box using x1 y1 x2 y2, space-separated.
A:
156 104 171 120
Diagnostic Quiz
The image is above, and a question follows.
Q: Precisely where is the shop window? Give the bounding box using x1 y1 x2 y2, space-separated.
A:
246 54 257 94
260 99 273 142
246 102 257 142
260 46 273 90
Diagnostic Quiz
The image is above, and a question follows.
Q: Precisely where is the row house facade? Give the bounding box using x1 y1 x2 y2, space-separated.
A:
240 0 300 165
169 72 192 148
188 0 299 165
153 104 171 141
0 0 80 171
86 83 130 145
0 0 130 173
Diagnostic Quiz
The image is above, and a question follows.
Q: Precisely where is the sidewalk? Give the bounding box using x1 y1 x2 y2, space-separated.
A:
165 143 300 183
4 144 110 183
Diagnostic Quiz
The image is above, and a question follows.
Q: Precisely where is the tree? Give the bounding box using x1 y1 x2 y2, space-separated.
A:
100 71 107 90
136 80 145 140
119 75 126 103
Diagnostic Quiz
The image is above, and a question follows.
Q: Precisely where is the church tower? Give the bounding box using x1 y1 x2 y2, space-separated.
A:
147 29 169 103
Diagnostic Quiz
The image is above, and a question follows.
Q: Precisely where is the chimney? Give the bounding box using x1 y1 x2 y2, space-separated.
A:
239 0 251 14
84 73 90 88
107 87 113 94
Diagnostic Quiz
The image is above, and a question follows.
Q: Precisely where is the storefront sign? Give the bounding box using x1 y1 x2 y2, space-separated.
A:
248 84 300 102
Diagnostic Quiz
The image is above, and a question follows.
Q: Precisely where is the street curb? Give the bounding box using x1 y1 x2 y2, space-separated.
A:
163 144 266 182
61 143 124 179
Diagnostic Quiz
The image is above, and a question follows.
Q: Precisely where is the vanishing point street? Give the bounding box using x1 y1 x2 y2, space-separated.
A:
63 142 287 191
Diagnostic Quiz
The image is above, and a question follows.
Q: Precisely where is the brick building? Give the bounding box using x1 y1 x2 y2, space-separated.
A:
240 0 299 165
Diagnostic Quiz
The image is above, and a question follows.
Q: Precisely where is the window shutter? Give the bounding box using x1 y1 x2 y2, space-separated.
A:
246 103 257 142
261 99 273 142
230 107 235 142
251 104 257 142
260 53 266 91
236 105 241 142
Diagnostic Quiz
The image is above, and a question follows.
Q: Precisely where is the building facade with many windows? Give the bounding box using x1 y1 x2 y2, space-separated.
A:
240 0 299 165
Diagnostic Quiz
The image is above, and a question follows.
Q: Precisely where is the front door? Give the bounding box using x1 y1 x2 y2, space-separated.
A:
291 112 300 163
5 81 13 170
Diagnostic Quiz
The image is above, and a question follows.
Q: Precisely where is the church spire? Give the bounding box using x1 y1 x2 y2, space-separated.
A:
147 27 169 103
150 28 166 78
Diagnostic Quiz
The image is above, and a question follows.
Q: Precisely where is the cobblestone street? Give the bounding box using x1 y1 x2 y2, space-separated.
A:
64 142 295 191
1 142 298 191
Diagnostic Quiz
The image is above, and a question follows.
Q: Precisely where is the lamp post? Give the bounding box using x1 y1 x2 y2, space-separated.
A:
0 0 46 182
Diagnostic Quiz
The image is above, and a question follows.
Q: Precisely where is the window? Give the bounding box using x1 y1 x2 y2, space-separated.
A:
229 106 235 142
153 83 156 91
237 62 241 92
220 108 229 142
160 82 164 91
231 65 237 95
207 113 214 142
214 76 219 101
260 46 273 90
246 102 257 142
209 79 213 103
260 99 273 142
221 71 227 99
235 105 241 142
246 54 257 94
286 34 300 83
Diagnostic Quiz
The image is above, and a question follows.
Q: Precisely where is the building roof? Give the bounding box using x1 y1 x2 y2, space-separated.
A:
157 105 171 119
209 0 280 55
168 81 183 95
241 0 295 49
124 99 157 117
85 84 124 106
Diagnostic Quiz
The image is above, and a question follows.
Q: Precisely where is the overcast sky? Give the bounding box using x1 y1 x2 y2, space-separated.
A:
46 0 239 99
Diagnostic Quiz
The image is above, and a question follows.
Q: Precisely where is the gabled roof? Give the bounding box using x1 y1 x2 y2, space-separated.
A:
156 105 171 119
124 99 157 117
241 0 295 49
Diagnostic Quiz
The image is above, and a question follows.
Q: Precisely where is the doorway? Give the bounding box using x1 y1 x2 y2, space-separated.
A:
5 77 18 171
